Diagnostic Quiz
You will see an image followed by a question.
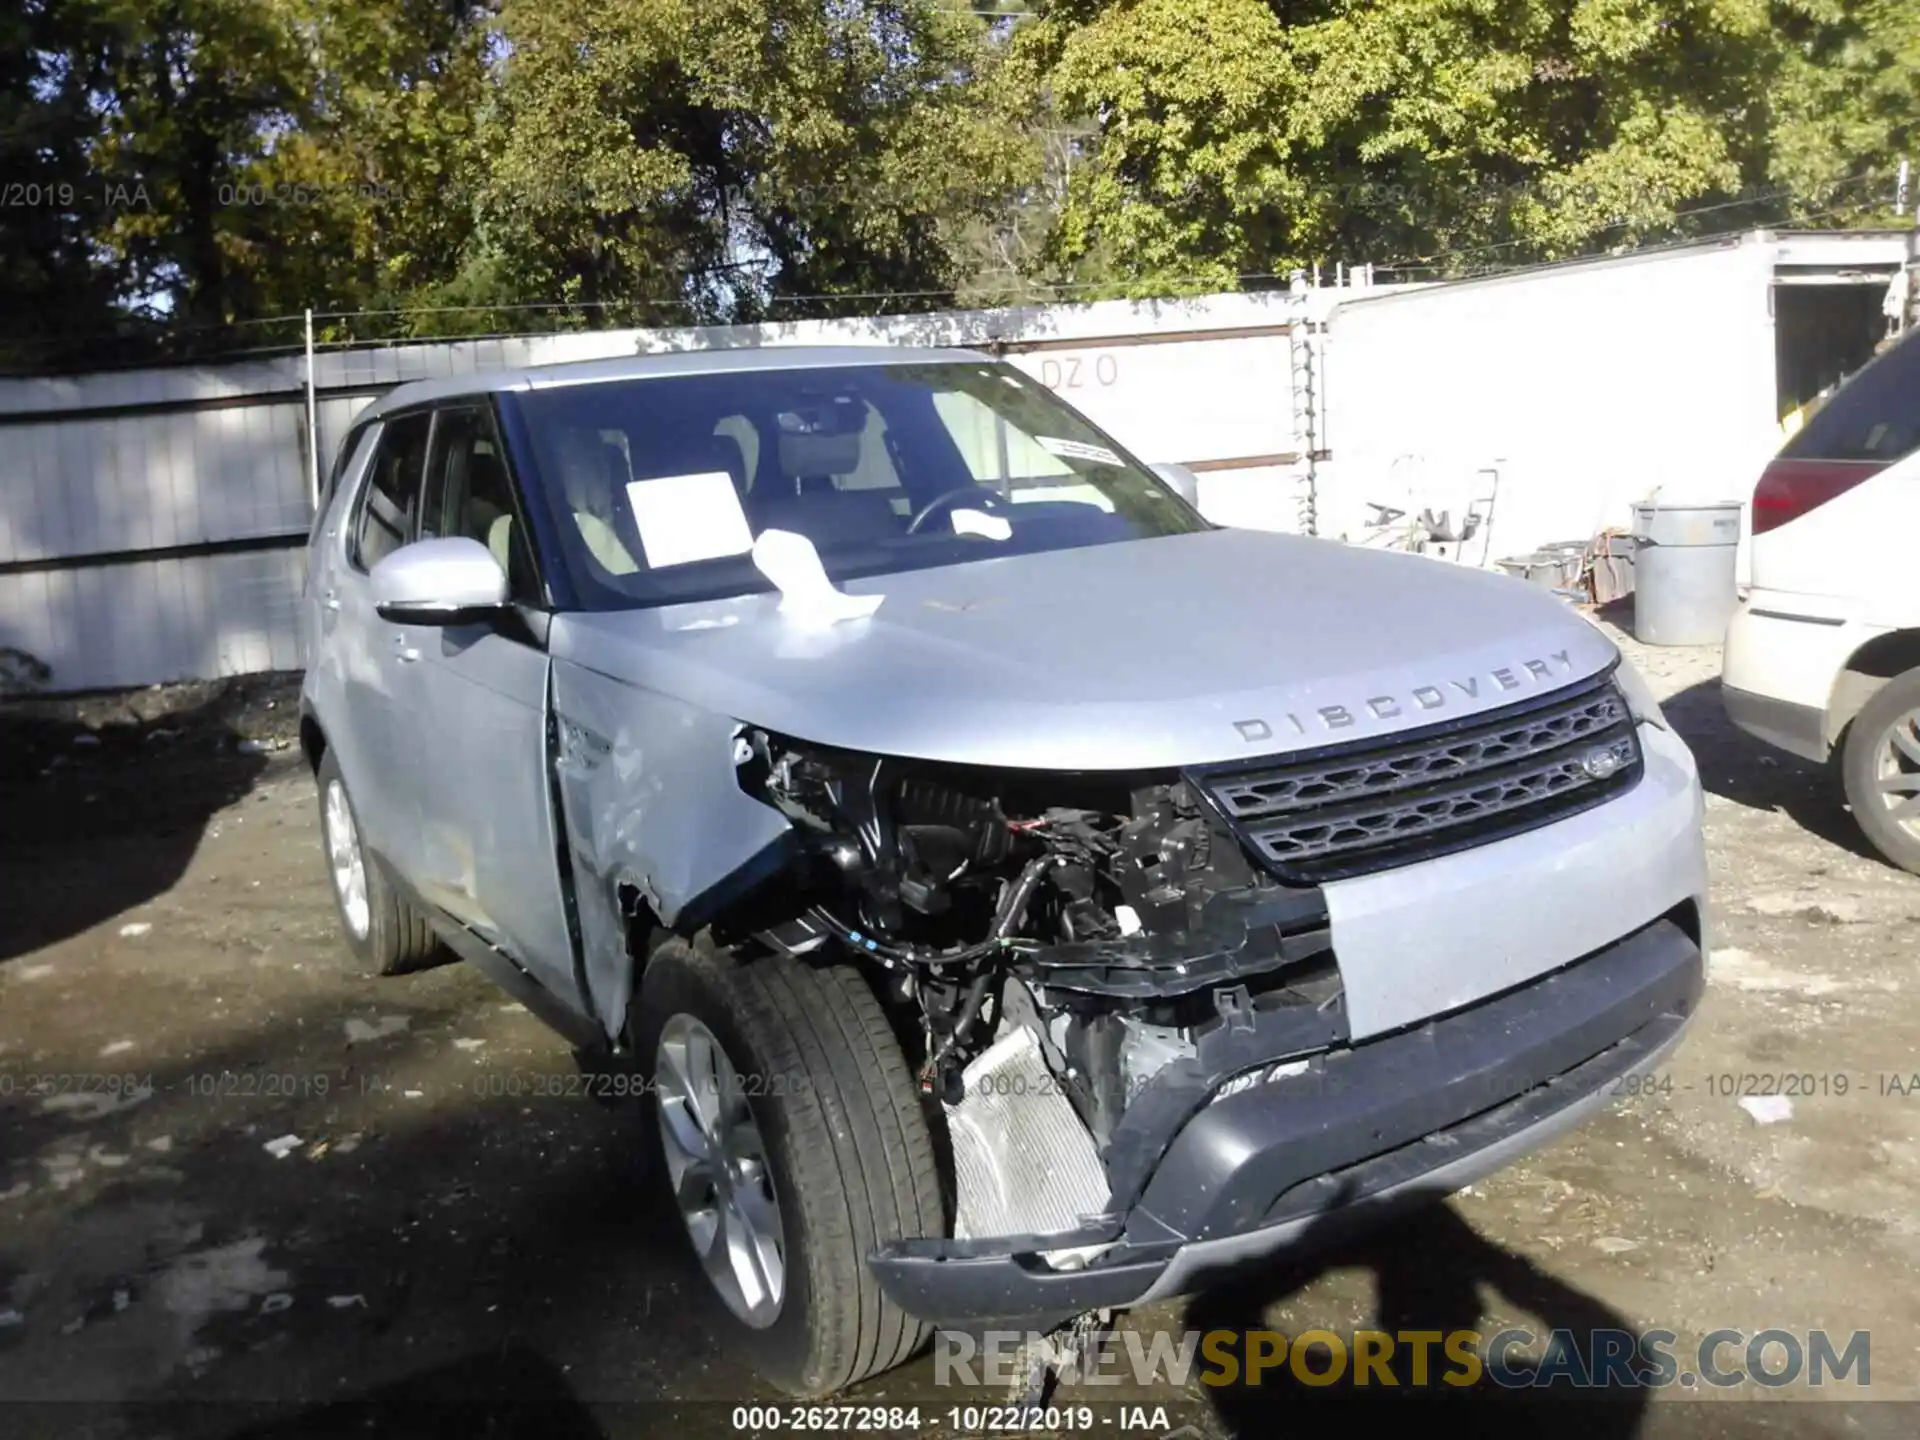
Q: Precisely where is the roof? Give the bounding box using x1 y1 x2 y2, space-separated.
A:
358 343 991 420
1337 227 1913 311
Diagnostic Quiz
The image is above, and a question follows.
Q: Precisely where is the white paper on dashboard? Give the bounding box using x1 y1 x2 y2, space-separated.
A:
1035 436 1123 466
950 508 1013 541
750 528 883 625
624 472 755 569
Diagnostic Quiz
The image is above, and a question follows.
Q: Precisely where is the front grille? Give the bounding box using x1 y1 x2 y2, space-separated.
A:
1191 673 1642 882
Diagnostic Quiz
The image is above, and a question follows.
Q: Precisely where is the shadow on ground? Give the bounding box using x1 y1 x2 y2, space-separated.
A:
1659 674 1879 863
1185 1203 1649 1437
0 984 754 1439
216 1346 614 1440
0 681 290 961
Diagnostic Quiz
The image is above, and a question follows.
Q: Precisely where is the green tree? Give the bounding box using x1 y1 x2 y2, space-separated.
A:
5 0 1915 365
23 0 494 352
457 0 1037 326
79 0 316 332
1019 0 1920 291
0 1 130 368
235 0 497 327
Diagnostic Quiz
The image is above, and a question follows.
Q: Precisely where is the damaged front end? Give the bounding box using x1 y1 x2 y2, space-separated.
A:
716 730 1345 1307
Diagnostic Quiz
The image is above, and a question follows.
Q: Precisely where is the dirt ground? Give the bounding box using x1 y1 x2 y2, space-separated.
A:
3 616 1918 1439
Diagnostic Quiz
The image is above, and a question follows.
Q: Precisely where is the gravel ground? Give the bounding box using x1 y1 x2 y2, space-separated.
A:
1 619 1917 1439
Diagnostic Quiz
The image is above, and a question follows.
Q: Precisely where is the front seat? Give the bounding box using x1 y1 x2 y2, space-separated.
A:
751 471 902 549
552 429 641 576
612 433 757 566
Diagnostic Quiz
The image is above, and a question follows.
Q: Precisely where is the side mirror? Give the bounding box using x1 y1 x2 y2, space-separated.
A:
371 537 509 624
1150 462 1202 507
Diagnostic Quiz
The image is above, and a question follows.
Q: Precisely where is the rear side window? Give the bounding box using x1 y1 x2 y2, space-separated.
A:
1781 331 1920 463
352 412 431 571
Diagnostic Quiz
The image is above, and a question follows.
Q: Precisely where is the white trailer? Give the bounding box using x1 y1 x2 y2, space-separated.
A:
1315 230 1912 583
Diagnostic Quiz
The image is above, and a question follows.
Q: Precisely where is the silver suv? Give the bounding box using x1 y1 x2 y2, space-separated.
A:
300 348 1707 1396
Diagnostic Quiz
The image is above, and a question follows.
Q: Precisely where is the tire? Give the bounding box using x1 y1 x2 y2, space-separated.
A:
315 748 440 976
633 935 944 1397
1842 666 1920 876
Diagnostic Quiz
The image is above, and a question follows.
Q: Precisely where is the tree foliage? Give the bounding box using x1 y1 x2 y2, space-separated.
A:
1020 0 1920 289
0 0 1913 364
457 0 1037 325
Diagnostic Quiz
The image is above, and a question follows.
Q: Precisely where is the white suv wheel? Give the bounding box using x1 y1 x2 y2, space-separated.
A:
323 778 371 939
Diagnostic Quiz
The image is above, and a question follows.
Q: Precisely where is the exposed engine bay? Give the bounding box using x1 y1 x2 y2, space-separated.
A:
725 729 1343 1229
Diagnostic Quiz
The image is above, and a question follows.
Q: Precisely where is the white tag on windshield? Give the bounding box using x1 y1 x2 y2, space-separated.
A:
951 508 1012 541
1036 436 1123 466
624 472 754 569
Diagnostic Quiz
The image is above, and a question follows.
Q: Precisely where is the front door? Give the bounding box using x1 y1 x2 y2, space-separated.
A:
400 403 581 1006
327 410 432 878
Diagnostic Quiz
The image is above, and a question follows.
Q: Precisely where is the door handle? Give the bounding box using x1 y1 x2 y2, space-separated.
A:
392 635 421 664
320 589 342 613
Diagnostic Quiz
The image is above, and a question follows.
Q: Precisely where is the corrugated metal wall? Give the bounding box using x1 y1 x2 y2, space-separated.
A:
0 548 309 686
0 291 1332 693
0 403 313 563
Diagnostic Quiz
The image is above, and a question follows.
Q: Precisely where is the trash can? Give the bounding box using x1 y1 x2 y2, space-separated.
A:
1630 501 1742 645
1497 553 1564 589
1497 545 1583 593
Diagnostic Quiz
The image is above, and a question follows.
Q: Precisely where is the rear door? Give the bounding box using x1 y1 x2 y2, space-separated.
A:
400 402 580 1003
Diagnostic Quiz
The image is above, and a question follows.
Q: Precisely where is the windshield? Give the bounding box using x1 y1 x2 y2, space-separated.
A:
510 360 1209 610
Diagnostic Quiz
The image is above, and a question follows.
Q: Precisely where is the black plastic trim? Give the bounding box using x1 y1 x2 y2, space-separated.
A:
384 864 606 1053
1748 608 1845 626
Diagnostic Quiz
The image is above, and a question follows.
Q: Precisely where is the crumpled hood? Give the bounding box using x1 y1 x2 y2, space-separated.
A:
550 528 1619 771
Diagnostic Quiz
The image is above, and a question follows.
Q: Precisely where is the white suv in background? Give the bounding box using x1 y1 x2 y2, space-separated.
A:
1722 327 1920 873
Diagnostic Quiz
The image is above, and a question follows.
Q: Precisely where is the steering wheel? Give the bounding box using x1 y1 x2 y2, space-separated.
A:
905 486 1007 536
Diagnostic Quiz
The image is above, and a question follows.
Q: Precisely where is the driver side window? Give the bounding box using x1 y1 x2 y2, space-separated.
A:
421 405 541 604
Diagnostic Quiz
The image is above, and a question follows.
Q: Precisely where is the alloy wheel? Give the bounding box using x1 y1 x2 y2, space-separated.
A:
654 1013 786 1329
323 779 371 939
1874 707 1920 840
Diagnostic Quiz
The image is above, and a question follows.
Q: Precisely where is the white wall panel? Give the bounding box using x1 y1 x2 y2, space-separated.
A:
1321 239 1780 569
1003 336 1299 469
0 404 313 563
0 547 306 692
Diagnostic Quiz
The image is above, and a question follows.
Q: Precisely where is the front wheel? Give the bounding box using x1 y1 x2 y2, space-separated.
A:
633 936 943 1396
1841 667 1920 875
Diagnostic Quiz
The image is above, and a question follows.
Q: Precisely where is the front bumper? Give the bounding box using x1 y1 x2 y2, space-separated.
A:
870 914 1702 1326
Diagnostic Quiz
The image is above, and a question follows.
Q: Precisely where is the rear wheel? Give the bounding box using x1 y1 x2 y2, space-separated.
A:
316 749 440 975
1842 667 1920 875
633 935 943 1397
